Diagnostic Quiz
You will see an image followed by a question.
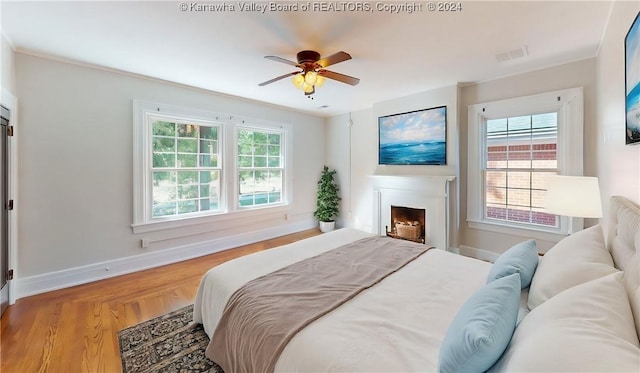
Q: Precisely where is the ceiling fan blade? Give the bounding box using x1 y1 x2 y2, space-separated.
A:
264 55 299 67
258 71 299 86
317 51 352 68
318 70 360 86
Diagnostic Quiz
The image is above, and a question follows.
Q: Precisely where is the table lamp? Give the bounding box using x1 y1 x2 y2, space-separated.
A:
544 175 603 218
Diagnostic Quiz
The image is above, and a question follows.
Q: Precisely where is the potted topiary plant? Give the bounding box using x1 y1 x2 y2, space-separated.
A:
314 165 341 232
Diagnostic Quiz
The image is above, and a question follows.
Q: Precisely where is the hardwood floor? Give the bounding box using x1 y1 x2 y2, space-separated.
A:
0 228 321 373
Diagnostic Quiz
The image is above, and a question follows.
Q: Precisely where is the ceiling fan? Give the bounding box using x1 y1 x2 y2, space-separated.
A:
258 50 360 97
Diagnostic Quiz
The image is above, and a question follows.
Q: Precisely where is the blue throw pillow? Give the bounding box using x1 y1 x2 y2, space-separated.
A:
486 239 538 289
438 273 521 373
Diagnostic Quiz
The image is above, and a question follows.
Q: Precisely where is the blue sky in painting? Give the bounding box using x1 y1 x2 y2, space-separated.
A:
379 106 446 145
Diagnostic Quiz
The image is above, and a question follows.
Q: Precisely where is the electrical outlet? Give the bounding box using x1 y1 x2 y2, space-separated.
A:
141 238 150 248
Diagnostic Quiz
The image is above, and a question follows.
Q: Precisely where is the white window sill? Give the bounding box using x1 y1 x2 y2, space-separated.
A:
132 204 290 234
467 219 569 243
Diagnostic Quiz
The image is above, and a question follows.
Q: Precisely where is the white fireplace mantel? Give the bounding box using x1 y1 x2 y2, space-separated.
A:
370 175 456 250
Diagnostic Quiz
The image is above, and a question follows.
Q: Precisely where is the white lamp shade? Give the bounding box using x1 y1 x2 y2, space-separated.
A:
544 175 603 218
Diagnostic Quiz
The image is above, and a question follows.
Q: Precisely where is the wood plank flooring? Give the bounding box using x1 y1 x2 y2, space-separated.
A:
0 228 321 372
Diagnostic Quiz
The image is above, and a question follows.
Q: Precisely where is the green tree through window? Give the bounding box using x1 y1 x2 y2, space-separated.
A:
237 128 283 207
151 120 221 218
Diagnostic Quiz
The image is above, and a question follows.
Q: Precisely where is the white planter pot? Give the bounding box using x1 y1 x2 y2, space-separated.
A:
319 220 336 233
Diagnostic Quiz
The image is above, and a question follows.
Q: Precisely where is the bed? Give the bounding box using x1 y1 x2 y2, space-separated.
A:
193 196 640 372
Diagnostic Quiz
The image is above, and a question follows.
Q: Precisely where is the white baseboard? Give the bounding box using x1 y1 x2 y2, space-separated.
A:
450 245 500 263
15 219 316 300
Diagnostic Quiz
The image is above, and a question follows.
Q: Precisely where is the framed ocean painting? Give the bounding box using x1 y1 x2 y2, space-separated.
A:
626 11 640 145
378 106 447 165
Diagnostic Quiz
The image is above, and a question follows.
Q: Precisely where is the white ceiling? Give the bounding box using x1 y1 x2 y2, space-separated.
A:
1 0 612 117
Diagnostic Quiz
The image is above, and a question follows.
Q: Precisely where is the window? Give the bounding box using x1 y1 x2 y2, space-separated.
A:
133 101 291 233
237 128 284 208
467 88 584 236
485 113 558 228
150 119 221 218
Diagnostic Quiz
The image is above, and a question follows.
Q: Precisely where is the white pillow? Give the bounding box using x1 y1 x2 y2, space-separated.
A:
490 272 640 372
624 255 640 341
528 225 617 309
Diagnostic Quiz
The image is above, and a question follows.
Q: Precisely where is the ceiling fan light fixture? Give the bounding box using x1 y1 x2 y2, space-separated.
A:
304 70 318 85
302 82 314 93
262 49 358 97
292 73 305 89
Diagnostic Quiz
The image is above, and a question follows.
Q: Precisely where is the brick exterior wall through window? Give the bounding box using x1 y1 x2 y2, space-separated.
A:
485 142 558 227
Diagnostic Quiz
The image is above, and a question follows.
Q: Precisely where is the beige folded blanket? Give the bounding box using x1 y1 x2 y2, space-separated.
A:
207 235 431 373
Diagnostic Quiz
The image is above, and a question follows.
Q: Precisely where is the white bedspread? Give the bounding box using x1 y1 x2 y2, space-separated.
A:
193 228 492 372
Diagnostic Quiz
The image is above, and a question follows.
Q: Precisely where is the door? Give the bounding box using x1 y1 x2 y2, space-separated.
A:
0 105 9 316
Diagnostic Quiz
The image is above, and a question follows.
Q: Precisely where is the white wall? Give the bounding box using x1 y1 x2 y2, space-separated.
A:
326 85 459 241
459 59 597 254
1 33 15 94
596 1 640 209
14 53 325 297
326 109 375 230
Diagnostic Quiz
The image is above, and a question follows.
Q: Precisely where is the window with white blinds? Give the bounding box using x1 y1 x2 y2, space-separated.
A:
467 88 584 236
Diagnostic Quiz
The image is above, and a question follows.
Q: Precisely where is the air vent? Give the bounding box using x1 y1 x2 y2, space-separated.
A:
495 45 529 63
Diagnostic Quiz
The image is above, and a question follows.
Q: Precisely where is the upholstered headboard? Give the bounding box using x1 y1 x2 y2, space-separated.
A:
605 196 640 339
606 196 640 271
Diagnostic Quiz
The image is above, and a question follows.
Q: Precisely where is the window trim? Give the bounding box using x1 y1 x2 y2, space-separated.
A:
132 100 292 234
467 88 584 237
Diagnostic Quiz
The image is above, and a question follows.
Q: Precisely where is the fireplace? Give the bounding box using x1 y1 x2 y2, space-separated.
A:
386 205 426 244
370 175 456 251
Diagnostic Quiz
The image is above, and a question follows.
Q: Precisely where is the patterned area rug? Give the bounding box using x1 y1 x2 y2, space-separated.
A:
118 304 224 373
